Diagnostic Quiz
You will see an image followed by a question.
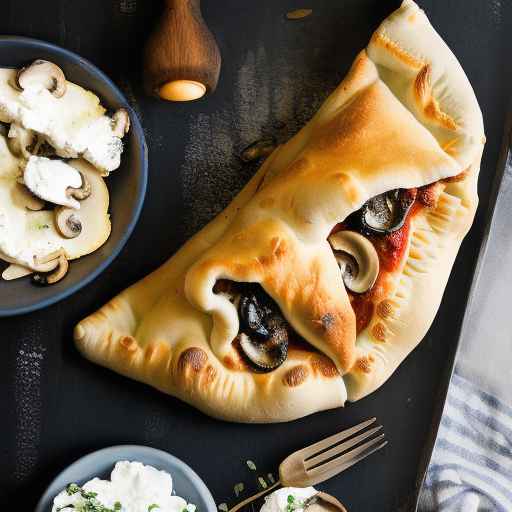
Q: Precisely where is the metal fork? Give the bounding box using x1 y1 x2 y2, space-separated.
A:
228 418 386 512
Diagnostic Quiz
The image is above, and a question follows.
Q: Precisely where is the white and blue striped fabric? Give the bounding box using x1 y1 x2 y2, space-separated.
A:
418 369 512 511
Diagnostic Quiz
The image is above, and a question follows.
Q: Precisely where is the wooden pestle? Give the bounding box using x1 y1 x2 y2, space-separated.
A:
143 0 221 101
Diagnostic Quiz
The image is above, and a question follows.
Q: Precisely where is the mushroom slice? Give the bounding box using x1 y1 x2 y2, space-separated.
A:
237 288 289 372
328 230 379 294
2 263 32 281
54 206 82 239
67 171 91 201
31 249 63 273
356 189 417 235
16 59 67 98
32 249 69 285
7 124 36 158
238 332 288 373
239 293 271 339
111 108 130 138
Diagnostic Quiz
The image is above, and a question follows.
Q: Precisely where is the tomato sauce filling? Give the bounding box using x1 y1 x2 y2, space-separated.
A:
331 182 440 334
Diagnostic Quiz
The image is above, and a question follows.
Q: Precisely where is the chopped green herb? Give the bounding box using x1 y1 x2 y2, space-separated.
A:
234 482 245 497
66 483 81 495
246 460 257 471
286 494 307 512
61 483 122 512
258 477 268 489
148 505 160 512
218 503 228 512
267 473 275 484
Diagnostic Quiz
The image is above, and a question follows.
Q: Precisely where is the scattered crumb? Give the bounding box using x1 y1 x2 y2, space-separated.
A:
286 9 312 20
234 482 245 497
246 460 257 471
258 476 268 489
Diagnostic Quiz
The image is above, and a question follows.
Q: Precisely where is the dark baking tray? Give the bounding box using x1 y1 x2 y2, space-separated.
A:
1 1 512 510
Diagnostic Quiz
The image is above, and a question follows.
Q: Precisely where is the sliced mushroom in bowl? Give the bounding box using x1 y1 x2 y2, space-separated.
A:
0 37 147 317
0 55 135 293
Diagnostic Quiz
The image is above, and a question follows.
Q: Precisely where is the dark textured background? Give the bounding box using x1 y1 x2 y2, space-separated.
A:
1 1 511 510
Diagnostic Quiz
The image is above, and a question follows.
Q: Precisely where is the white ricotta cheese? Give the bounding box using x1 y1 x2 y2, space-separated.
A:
0 68 124 174
51 461 197 512
260 487 318 512
23 155 82 209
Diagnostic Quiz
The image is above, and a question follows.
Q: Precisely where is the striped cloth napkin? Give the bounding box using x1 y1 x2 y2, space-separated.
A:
418 368 512 511
418 153 512 511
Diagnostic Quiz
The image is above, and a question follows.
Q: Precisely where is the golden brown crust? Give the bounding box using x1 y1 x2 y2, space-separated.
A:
74 0 484 422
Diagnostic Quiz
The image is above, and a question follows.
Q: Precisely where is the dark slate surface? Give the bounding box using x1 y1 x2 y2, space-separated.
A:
1 1 511 510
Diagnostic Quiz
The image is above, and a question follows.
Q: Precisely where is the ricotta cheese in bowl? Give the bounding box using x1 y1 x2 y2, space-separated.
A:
260 487 345 512
52 461 197 512
260 487 318 512
0 58 130 286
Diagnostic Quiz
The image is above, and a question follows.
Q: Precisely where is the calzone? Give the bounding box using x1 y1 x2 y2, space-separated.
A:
75 0 485 422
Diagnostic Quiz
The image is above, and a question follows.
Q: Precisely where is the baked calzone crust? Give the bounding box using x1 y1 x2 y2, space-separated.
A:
74 0 485 422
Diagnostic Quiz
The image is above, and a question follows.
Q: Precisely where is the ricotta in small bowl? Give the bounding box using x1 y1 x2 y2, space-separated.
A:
51 461 197 512
260 487 318 512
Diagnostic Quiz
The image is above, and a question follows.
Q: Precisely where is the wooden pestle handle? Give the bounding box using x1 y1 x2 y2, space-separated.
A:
143 0 221 101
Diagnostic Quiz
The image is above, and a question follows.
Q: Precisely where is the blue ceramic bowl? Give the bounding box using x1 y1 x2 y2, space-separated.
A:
35 445 217 512
0 36 148 316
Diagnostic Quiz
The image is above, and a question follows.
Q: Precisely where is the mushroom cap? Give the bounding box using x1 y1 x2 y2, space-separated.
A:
328 230 380 294
237 287 290 372
54 206 82 239
7 124 36 158
16 59 67 98
238 332 288 372
67 170 92 201
356 189 416 235
32 251 69 285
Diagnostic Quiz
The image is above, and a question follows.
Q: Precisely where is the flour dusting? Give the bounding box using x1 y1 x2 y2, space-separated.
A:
180 43 337 237
14 334 46 480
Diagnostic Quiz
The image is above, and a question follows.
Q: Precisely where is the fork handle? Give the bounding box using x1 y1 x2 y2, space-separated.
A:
228 481 281 512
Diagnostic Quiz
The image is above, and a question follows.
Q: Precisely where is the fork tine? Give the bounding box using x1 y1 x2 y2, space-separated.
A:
302 417 377 458
304 425 383 469
307 434 387 480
